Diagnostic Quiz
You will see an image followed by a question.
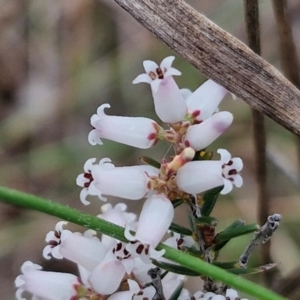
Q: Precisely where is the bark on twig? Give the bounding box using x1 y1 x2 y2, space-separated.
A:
272 0 300 185
244 0 273 286
114 0 300 136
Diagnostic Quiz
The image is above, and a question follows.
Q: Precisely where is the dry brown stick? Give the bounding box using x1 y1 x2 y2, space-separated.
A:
271 0 300 294
114 0 300 136
244 0 273 286
272 0 300 185
244 1 274 286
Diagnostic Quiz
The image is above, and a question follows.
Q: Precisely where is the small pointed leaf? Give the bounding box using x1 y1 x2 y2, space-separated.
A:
169 281 184 300
140 156 160 168
215 224 259 243
152 260 200 276
213 220 245 252
172 198 184 208
169 222 193 236
195 216 219 226
201 186 223 216
213 261 238 269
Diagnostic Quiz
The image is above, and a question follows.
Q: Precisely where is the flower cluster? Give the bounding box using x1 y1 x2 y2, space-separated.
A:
15 57 247 300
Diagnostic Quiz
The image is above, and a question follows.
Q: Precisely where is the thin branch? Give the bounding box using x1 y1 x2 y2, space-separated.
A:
272 0 300 185
114 0 300 136
272 0 300 86
243 0 273 286
271 1 300 293
0 185 288 300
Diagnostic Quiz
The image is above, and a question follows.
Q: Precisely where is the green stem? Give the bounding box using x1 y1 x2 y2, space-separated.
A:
0 186 287 300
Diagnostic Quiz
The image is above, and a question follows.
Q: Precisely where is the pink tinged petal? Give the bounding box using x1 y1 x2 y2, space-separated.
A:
94 165 153 200
176 161 224 195
186 79 229 121
152 76 187 123
89 260 126 295
89 103 161 149
135 194 174 247
15 261 80 300
185 112 233 150
59 234 107 270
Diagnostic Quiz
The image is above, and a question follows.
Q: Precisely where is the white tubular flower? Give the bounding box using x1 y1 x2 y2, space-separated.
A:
186 79 229 122
76 158 159 205
99 203 137 227
43 221 107 271
88 103 163 148
133 56 187 123
89 240 135 295
125 194 174 263
107 279 155 300
15 261 81 300
98 203 137 248
184 111 233 150
89 256 127 295
176 149 243 195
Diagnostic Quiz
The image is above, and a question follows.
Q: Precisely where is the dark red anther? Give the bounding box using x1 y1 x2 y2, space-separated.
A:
228 169 237 175
227 160 233 166
156 67 164 79
136 244 144 254
48 240 59 247
116 242 122 251
54 231 61 238
83 172 92 179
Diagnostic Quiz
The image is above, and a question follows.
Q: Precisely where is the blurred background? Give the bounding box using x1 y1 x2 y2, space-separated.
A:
0 0 300 299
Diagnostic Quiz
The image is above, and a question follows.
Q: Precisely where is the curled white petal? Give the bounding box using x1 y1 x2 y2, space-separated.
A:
186 79 229 122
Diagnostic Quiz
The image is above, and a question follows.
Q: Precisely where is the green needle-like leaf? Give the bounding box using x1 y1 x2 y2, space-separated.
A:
201 186 223 216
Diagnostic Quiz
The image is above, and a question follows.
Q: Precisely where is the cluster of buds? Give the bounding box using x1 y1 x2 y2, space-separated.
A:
15 57 247 300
